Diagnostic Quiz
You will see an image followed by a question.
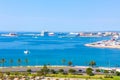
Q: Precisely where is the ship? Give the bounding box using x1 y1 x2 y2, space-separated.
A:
40 30 55 36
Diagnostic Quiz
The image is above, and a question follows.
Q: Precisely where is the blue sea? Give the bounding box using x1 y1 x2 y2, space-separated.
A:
0 32 120 67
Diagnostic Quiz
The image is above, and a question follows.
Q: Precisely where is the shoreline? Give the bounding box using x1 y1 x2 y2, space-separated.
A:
85 43 120 49
1 65 120 72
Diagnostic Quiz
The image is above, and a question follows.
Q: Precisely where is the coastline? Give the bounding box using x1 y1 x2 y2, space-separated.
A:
1 65 120 72
85 44 120 49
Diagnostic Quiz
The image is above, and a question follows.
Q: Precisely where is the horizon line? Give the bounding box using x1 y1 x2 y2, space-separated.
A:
0 30 120 33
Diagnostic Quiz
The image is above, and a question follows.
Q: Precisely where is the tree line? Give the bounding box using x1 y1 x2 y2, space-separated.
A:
0 58 97 68
0 58 29 67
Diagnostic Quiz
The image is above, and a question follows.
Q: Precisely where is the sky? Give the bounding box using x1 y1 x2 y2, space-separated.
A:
0 0 120 32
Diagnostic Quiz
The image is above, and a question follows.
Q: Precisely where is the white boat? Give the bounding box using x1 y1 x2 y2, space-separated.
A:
68 32 79 37
1 33 17 37
40 30 49 36
24 50 30 54
48 32 54 36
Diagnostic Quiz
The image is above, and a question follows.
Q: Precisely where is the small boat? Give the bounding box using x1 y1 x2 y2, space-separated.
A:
24 50 30 54
1 33 17 37
48 32 54 36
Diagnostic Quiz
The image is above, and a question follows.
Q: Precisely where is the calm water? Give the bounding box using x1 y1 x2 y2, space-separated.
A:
0 33 120 67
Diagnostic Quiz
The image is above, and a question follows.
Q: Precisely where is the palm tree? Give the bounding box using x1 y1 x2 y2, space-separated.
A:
62 59 66 66
10 59 13 67
25 58 29 66
89 60 96 67
68 61 72 66
17 59 22 67
1 58 6 68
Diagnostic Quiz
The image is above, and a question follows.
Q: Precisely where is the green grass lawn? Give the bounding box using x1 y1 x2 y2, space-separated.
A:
46 74 120 80
102 76 120 80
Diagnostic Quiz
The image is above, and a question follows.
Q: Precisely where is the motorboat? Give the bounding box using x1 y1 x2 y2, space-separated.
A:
24 50 30 54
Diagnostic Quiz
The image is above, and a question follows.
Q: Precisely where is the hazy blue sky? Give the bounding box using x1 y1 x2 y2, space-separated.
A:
0 0 120 32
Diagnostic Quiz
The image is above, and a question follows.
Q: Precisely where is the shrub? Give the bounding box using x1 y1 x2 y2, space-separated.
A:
50 69 56 74
14 72 19 75
6 72 11 76
40 65 50 76
111 70 114 73
37 71 44 76
86 68 94 76
116 71 120 76
104 70 109 73
27 69 32 73
96 69 100 72
68 69 76 74
58 69 64 74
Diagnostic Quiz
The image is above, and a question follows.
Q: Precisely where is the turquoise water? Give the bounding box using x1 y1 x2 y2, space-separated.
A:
0 33 120 67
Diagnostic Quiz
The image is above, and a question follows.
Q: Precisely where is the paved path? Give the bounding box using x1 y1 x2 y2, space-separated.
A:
0 66 86 72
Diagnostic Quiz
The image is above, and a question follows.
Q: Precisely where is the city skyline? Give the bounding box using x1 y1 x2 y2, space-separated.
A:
0 0 120 32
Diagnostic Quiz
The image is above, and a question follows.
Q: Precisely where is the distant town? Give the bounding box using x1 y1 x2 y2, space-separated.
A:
1 30 120 49
0 30 120 38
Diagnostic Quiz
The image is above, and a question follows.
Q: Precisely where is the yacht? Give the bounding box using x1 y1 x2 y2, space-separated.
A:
68 32 79 37
40 30 49 36
24 50 30 54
